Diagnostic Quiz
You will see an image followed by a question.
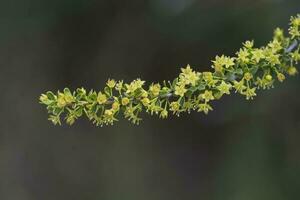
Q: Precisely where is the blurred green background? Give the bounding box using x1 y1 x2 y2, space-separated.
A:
0 0 300 199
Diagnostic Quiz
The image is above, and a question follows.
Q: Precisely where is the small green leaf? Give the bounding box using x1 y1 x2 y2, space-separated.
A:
46 91 56 100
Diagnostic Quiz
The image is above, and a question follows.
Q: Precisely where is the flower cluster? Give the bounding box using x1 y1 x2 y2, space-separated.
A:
40 14 300 126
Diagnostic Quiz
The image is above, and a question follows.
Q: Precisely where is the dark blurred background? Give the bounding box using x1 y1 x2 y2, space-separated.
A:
1 0 300 199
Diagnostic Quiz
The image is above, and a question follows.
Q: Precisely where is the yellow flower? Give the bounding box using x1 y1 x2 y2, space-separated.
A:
141 98 150 106
121 97 130 106
233 80 247 93
268 39 282 52
200 90 214 102
187 71 200 86
251 49 265 63
160 109 168 119
112 102 120 111
180 65 200 86
39 94 48 103
57 93 67 108
277 73 285 82
125 79 145 94
149 83 161 96
106 79 116 88
223 56 235 68
140 89 149 98
274 28 284 38
243 40 254 49
104 109 113 117
115 80 124 91
217 81 232 95
237 48 250 63
289 26 300 39
64 94 74 104
289 15 300 39
174 85 187 97
202 72 218 87
97 92 107 104
290 14 300 26
212 55 235 69
197 103 213 114
212 55 225 70
170 102 180 113
181 64 193 75
291 50 300 63
265 74 273 81
244 72 253 81
266 54 281 66
243 87 257 100
287 66 298 76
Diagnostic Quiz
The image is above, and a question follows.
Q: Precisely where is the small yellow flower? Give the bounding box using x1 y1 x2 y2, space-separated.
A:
180 65 200 86
64 94 75 104
217 81 232 95
274 28 284 38
104 109 113 117
291 15 300 26
66 115 75 125
160 109 168 119
265 74 273 81
244 72 253 81
212 55 235 69
237 48 250 63
251 49 265 63
277 73 286 82
125 79 145 94
57 93 67 108
115 80 124 91
243 87 257 100
287 66 298 76
112 102 120 111
106 79 116 88
186 71 200 86
243 40 254 49
223 56 235 68
121 97 130 106
39 94 48 103
174 85 187 97
233 80 247 93
197 103 213 114
291 50 300 63
97 92 107 104
203 72 213 81
202 72 218 87
266 54 281 66
149 83 161 96
141 98 150 106
289 26 300 39
140 89 149 98
268 39 282 52
212 55 225 70
170 102 180 112
200 90 214 102
181 64 193 75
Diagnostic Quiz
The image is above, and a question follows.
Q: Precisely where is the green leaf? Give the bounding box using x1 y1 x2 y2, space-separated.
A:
234 68 243 75
197 84 205 91
75 107 83 117
172 78 178 88
46 91 56 100
104 86 111 96
63 88 72 96
249 66 258 75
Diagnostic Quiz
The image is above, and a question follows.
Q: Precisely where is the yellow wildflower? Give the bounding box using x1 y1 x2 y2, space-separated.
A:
97 92 107 104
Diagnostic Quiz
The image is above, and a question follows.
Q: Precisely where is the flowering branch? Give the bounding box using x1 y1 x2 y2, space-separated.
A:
39 14 300 126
